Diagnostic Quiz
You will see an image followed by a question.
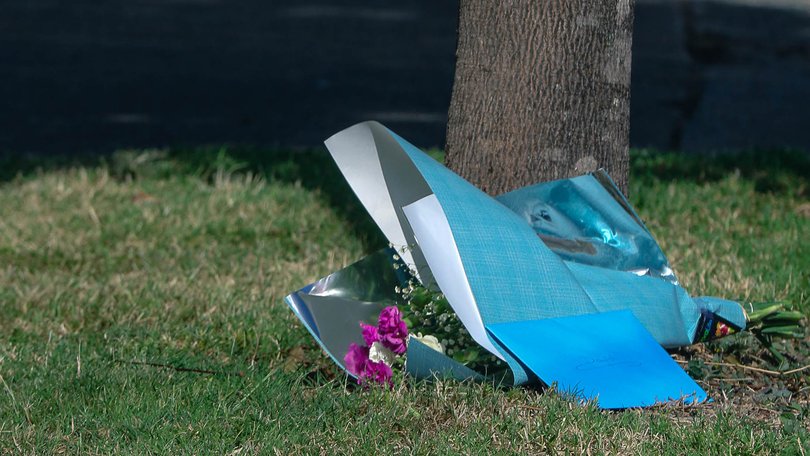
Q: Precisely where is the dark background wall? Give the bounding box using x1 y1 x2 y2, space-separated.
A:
1 0 808 155
632 0 810 153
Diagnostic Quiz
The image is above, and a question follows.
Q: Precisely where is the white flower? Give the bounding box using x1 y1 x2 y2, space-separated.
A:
368 341 396 366
413 333 445 354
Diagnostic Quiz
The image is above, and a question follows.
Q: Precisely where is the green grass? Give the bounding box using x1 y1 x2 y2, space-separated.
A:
0 148 808 453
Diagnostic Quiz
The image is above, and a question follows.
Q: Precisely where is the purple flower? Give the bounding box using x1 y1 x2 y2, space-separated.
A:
364 359 393 386
360 322 381 346
377 306 409 355
344 306 409 388
344 343 370 378
343 343 393 387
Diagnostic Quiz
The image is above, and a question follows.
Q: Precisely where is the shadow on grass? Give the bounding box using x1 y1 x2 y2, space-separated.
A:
631 149 809 197
0 147 388 252
165 146 390 252
1 147 807 248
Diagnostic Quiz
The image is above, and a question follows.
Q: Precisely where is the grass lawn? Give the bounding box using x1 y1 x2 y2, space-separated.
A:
0 148 808 453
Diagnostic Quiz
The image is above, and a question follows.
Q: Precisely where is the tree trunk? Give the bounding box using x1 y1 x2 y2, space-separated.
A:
445 0 634 195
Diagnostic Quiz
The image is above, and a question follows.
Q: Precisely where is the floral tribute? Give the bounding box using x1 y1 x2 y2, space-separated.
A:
342 271 507 387
343 306 409 386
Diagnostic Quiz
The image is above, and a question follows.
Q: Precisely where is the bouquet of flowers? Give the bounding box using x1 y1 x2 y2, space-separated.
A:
343 306 406 386
342 268 509 386
284 121 803 408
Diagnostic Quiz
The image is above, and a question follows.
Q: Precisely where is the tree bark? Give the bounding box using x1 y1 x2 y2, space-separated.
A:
445 0 634 195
